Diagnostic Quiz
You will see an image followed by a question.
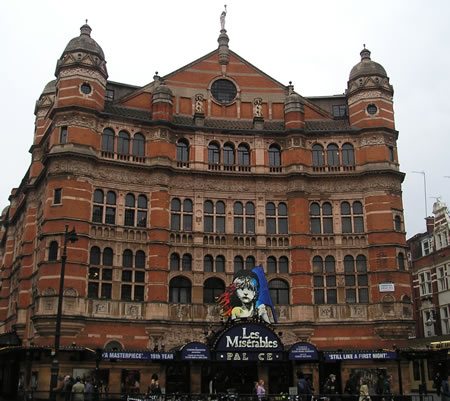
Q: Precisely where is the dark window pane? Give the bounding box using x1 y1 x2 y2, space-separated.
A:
234 202 243 215
124 209 135 226
344 256 354 273
216 216 225 233
170 254 180 271
246 256 255 270
354 217 364 233
312 257 323 273
267 257 277 273
279 218 288 234
171 198 181 211
182 254 192 271
137 195 147 209
88 282 99 298
358 275 368 286
223 144 234 165
106 191 116 205
121 285 132 300
102 129 114 152
183 215 192 231
89 267 99 280
341 202 351 215
342 217 352 233
269 145 281 167
177 140 189 162
234 217 243 234
204 255 213 272
345 275 356 286
234 256 243 272
204 200 214 214
54 188 62 204
356 256 367 272
327 144 339 166
122 270 132 282
105 207 115 224
135 251 146 268
49 241 59 261
103 248 113 266
123 250 133 267
346 289 356 303
137 210 147 227
278 203 287 216
118 131 130 155
125 194 135 207
102 269 112 281
216 256 225 272
311 218 321 234
204 216 213 232
279 257 289 273
90 248 101 265
183 199 193 212
246 202 255 215
92 206 103 223
314 276 324 287
322 203 332 215
323 218 333 234
93 189 104 204
327 289 337 304
216 201 225 214
135 271 145 283
326 276 336 287
312 145 324 166
353 201 363 214
246 218 255 234
171 214 181 231
101 283 112 299
134 286 145 301
310 203 320 215
267 218 276 234
359 288 369 302
266 203 276 216
314 289 324 304
133 134 145 157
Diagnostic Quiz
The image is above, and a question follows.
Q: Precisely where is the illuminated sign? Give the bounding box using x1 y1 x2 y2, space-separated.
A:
101 351 174 361
289 342 319 360
324 351 397 361
180 342 210 360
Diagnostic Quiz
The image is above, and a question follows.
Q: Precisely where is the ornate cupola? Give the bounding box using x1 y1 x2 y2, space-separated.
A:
284 82 305 130
347 46 394 129
54 23 108 111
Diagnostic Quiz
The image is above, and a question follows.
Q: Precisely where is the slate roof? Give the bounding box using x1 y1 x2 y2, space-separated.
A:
103 103 352 133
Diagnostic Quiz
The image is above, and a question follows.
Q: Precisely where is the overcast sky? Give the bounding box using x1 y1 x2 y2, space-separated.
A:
1 0 449 238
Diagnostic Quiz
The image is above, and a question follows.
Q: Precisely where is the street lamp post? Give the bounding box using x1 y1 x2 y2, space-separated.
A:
49 225 79 401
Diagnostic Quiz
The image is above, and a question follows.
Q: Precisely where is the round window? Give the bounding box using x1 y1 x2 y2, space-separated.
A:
367 104 378 115
81 83 92 95
211 79 237 104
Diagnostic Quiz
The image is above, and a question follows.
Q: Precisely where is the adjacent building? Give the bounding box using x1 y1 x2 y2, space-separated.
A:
0 18 413 398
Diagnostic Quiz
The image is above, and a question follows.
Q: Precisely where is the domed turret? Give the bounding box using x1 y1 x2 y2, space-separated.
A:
346 46 394 129
54 23 108 112
55 23 107 78
349 47 387 81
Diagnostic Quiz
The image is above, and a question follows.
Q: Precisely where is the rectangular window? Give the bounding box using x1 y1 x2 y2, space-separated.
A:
101 283 112 299
419 271 432 296
332 104 347 118
106 89 115 101
246 218 255 234
92 206 103 223
441 305 450 335
314 289 324 304
388 146 395 162
422 239 431 256
105 207 116 224
137 210 147 227
121 284 132 301
216 216 225 233
342 217 352 233
234 217 243 234
437 265 449 291
124 209 135 226
267 218 276 235
60 126 68 144
323 218 333 234
134 286 145 302
279 218 288 234
311 218 321 234
53 188 62 204
204 216 214 232
354 217 364 233
183 214 192 231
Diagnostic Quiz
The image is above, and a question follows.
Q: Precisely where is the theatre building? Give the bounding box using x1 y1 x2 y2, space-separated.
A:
0 17 413 399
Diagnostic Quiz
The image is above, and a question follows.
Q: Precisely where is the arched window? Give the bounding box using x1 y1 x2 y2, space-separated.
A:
266 202 288 234
104 341 123 351
204 200 225 233
169 276 191 303
223 143 235 166
182 254 192 271
49 241 59 261
132 133 145 157
216 255 225 273
101 128 115 152
398 252 405 271
394 215 402 231
246 256 255 270
117 131 130 155
267 256 277 274
327 144 339 167
170 253 180 271
171 198 181 231
88 246 113 299
310 202 333 234
279 256 289 273
233 201 255 234
269 144 281 167
203 278 225 304
204 255 213 272
313 255 337 304
137 195 148 228
208 142 220 165
312 144 324 167
342 143 355 166
269 279 289 305
341 201 364 233
121 249 145 302
135 250 146 268
344 255 368 303
234 256 244 272
176 139 189 163
123 249 133 268
237 143 250 166
124 193 136 226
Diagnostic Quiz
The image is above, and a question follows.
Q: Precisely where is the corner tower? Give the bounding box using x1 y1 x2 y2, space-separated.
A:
347 46 394 129
54 23 108 111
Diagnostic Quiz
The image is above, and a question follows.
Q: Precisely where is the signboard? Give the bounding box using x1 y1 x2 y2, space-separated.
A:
288 342 319 361
379 283 395 292
101 351 174 361
324 351 397 361
214 322 283 362
180 342 211 360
